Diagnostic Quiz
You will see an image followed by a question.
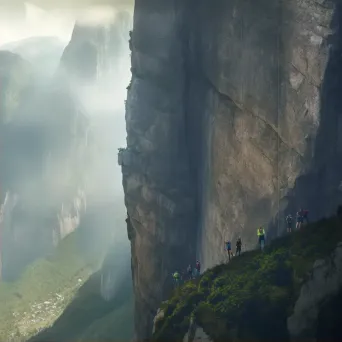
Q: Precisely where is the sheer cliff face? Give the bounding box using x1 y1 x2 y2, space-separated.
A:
123 1 196 337
124 0 342 338
188 0 339 265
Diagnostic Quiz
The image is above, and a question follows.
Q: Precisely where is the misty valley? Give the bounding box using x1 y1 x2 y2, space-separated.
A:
0 3 134 341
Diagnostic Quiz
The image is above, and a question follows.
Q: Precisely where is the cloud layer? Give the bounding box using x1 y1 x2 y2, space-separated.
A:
0 1 133 46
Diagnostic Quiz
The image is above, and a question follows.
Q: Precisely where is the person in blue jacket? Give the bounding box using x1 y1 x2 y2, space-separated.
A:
225 240 232 261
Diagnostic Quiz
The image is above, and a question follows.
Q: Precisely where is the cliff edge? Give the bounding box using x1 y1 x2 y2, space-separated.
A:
152 213 342 342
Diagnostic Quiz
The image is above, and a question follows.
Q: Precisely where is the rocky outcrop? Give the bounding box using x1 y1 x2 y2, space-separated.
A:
183 321 211 342
123 0 342 338
152 308 164 335
287 241 342 340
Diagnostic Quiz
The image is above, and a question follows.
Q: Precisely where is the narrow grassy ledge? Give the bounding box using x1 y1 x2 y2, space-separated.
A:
153 215 342 342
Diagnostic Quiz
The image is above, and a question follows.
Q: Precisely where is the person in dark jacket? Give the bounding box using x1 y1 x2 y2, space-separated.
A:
195 260 201 276
235 237 242 256
286 214 293 233
296 209 304 229
187 264 192 280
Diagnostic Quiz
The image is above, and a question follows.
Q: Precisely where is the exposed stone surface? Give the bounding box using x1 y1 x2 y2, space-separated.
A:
152 308 164 335
124 0 342 338
182 316 212 342
187 0 338 266
287 242 342 339
152 307 212 342
123 1 197 338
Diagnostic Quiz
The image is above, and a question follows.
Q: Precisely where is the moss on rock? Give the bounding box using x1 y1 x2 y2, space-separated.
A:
153 215 342 342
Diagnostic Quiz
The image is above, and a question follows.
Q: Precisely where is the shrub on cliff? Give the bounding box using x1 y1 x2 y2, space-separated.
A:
153 214 342 342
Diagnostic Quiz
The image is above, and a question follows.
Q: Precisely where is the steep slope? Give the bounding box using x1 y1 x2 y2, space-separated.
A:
27 248 133 342
26 202 133 342
152 212 342 342
0 230 95 341
122 0 342 338
0 197 131 342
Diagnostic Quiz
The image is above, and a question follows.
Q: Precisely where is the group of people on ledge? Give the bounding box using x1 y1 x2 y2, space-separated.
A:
224 229 265 261
224 237 242 261
172 207 310 287
224 227 267 260
286 208 309 232
172 260 201 287
226 207 309 259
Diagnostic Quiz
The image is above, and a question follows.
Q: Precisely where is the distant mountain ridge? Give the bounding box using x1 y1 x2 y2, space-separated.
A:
1 36 66 77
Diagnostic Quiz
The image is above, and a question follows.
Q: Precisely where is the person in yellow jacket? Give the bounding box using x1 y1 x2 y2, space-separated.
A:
257 226 266 251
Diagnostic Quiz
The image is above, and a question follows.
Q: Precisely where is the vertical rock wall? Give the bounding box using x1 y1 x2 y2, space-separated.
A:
124 0 342 338
123 0 196 338
189 0 338 267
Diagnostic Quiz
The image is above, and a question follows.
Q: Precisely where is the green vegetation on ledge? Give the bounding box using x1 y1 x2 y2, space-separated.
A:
153 214 342 342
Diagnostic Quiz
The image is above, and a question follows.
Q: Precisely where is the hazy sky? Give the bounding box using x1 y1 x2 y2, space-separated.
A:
0 0 133 9
0 0 134 46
